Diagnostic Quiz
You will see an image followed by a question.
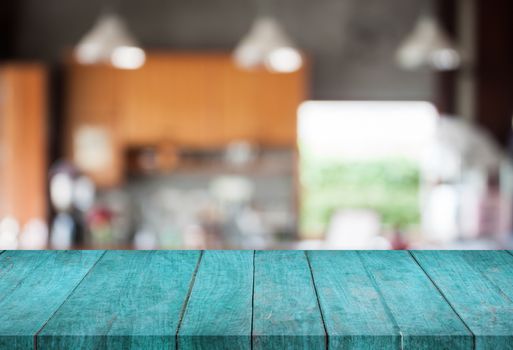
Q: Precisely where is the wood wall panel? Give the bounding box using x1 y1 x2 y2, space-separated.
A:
0 64 47 225
217 62 260 144
254 68 306 146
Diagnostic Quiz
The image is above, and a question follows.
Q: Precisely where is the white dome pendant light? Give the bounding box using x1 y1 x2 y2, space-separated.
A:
75 5 145 70
234 0 302 73
396 9 461 71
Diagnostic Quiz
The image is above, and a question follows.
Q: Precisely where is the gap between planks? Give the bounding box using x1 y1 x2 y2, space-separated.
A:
356 251 403 348
33 250 108 350
250 250 256 350
175 250 204 350
408 251 476 350
304 251 329 350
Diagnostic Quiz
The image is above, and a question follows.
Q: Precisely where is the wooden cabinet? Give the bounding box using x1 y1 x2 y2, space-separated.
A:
253 68 306 146
66 64 118 116
207 56 306 146
215 61 261 144
64 63 123 187
65 52 307 186
161 56 211 147
0 64 47 225
118 55 211 146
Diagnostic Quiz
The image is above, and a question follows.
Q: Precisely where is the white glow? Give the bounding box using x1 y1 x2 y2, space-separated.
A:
266 47 303 73
73 176 96 212
0 216 20 235
75 43 103 65
224 141 257 166
325 210 391 249
50 173 74 211
111 46 146 69
0 216 20 249
397 16 461 71
75 13 145 70
234 39 265 69
234 16 302 73
0 231 18 249
50 213 74 249
74 126 113 172
430 48 461 71
298 101 439 161
134 229 158 250
422 184 459 242
19 219 48 250
209 176 254 203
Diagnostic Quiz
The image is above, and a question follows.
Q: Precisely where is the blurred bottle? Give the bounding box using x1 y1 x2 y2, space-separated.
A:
421 180 459 243
19 219 48 249
49 161 95 249
133 227 159 250
0 216 20 249
478 171 512 242
86 206 115 247
50 213 77 249
390 229 409 250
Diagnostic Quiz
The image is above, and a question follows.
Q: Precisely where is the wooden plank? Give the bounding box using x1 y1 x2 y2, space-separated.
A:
38 250 201 350
309 251 472 349
0 250 104 350
178 250 253 349
252 251 325 349
0 251 54 301
358 251 472 349
308 251 400 349
412 250 513 349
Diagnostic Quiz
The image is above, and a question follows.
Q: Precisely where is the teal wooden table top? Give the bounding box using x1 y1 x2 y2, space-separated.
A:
1 250 513 349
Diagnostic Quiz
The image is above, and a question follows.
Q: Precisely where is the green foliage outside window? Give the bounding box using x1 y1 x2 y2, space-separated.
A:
300 149 421 238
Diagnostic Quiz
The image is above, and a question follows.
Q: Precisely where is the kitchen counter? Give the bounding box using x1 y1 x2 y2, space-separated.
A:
0 250 512 349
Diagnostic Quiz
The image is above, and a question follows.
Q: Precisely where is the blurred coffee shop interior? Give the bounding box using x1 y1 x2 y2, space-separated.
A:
1 0 513 250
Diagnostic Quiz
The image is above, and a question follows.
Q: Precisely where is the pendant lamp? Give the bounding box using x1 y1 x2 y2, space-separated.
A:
234 9 302 73
396 15 460 71
75 11 145 70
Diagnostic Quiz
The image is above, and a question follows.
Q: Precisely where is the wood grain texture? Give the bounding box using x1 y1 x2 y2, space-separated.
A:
178 250 254 350
308 251 400 349
2 250 513 350
252 251 325 349
37 250 201 350
412 250 513 350
0 250 104 350
358 251 473 349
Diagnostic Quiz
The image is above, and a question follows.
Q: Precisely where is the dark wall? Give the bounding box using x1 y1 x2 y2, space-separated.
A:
475 0 513 146
5 0 434 101
0 2 20 58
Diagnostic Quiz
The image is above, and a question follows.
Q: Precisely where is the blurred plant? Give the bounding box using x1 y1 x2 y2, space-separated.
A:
300 152 420 237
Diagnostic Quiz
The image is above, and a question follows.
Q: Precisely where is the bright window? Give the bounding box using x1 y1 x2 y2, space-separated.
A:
298 101 439 238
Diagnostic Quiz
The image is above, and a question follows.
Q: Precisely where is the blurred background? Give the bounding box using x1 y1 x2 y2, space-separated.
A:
1 0 512 250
